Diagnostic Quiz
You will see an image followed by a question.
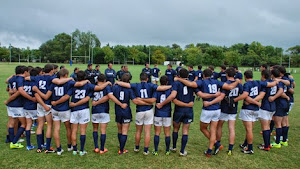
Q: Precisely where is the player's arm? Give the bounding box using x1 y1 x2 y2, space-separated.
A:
18 86 36 102
233 91 249 102
139 98 157 104
196 91 221 99
51 95 70 106
288 87 294 94
94 82 112 91
203 93 225 107
172 99 194 107
114 81 131 88
222 79 240 90
5 75 14 84
32 86 52 100
108 93 128 109
4 91 20 105
70 96 90 107
276 79 290 86
52 78 73 85
156 90 177 109
156 85 172 91
34 93 51 111
92 95 109 106
74 80 90 87
133 98 153 105
253 91 266 101
269 88 283 102
175 78 198 88
194 76 198 81
266 81 278 87
280 92 290 100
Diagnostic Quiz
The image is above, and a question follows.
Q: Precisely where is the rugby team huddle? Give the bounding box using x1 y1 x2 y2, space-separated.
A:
4 62 295 157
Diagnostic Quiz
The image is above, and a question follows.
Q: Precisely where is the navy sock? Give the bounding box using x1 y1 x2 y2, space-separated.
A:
37 134 42 149
286 126 289 140
180 135 188 154
248 144 253 151
6 134 9 142
67 144 71 149
25 130 31 146
100 134 106 151
172 132 178 148
8 128 14 142
41 130 45 145
275 128 282 144
267 130 271 147
144 147 149 153
57 145 61 152
120 135 127 152
80 135 86 152
154 135 159 152
46 138 51 150
93 131 98 148
270 120 275 131
165 136 171 152
118 133 122 144
135 145 140 150
215 140 221 147
73 144 77 151
13 127 25 144
229 144 234 151
262 130 268 148
242 139 248 146
207 148 212 154
282 126 288 142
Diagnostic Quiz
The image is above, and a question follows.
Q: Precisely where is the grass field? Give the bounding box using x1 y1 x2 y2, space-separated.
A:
0 62 299 169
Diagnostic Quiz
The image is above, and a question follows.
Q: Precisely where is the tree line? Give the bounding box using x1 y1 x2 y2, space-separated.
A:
0 29 299 67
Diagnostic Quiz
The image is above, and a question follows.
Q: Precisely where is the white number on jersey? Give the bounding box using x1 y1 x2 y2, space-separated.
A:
54 87 64 96
183 86 188 95
93 91 103 101
119 91 124 101
160 94 166 103
39 80 46 90
229 87 239 97
75 90 86 99
11 82 16 89
249 87 258 96
140 89 148 98
283 86 287 93
208 84 217 93
270 86 277 95
24 86 32 95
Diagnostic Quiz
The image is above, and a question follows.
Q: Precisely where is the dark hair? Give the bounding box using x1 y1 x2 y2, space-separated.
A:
244 70 253 79
232 65 238 70
53 64 58 69
30 68 39 76
15 65 24 74
95 65 100 68
121 65 124 69
88 63 93 67
278 66 286 74
179 68 189 78
271 69 281 78
44 64 54 73
121 73 131 83
225 67 236 77
188 65 193 69
261 70 271 80
220 65 226 70
58 68 69 77
74 67 79 72
261 64 268 70
145 62 149 66
272 65 280 70
108 62 112 67
198 65 202 70
140 72 148 81
77 70 86 81
36 67 42 74
28 66 34 72
203 69 213 78
97 73 106 82
159 75 168 85
179 63 182 66
168 64 172 67
60 65 65 69
208 65 214 71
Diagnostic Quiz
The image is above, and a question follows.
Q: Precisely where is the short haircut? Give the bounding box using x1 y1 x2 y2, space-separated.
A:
36 67 42 74
140 72 148 81
168 64 172 67
203 69 213 78
271 69 281 78
179 68 189 78
208 65 214 71
60 65 65 69
58 68 69 77
15 65 24 74
220 65 226 70
44 64 54 73
225 67 236 77
30 68 39 76
244 70 253 79
261 70 271 80
261 64 268 69
232 65 238 70
159 75 168 85
77 70 86 81
145 62 149 66
278 66 286 74
53 64 58 69
198 65 202 70
74 67 79 72
124 65 128 68
179 63 182 66
121 73 131 83
272 65 280 70
97 73 106 82
121 65 124 69
108 62 112 67
188 65 193 69
95 65 100 68
28 66 34 72
88 63 92 67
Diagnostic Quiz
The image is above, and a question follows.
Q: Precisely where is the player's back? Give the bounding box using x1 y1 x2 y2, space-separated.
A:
261 79 277 112
71 83 94 112
173 81 194 113
220 80 243 114
200 78 224 110
131 82 157 112
23 80 37 110
154 89 172 117
51 81 75 111
242 80 262 111
92 85 111 114
7 76 24 107
112 85 135 115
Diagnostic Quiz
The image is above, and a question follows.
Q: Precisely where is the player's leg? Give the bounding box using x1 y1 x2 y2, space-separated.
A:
64 121 72 151
260 119 270 150
205 121 218 157
171 121 181 152
44 113 54 153
100 123 108 153
8 116 16 143
135 124 143 152
25 117 33 149
143 124 152 154
281 115 288 146
117 123 122 145
119 123 130 154
36 116 45 152
228 120 236 154
180 123 190 156
272 116 283 148
11 116 26 146
242 121 254 153
200 122 210 139
79 123 88 156
153 124 162 154
92 123 99 152
71 123 78 155
163 124 171 154
216 120 225 149
53 120 61 154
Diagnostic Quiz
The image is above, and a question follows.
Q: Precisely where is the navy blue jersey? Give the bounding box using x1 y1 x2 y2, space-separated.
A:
175 66 182 75
242 80 267 111
211 72 219 79
151 68 160 78
31 75 54 105
116 70 124 80
235 72 243 80
71 83 95 111
196 70 203 80
7 76 24 107
287 78 294 103
261 80 277 112
23 80 37 110
165 69 176 85
220 80 243 114
50 81 75 111
196 79 224 110
142 68 152 83
219 72 227 82
188 70 197 81
172 81 195 114
275 78 289 109
131 82 157 112
111 85 136 116
105 68 116 84
154 89 172 117
92 85 111 114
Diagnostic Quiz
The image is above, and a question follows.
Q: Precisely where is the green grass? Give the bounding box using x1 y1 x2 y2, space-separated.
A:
0 62 299 169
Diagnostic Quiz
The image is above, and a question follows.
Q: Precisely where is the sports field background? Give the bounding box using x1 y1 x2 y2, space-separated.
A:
0 62 299 169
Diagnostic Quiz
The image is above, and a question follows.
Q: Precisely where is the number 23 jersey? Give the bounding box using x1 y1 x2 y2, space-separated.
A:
71 83 95 112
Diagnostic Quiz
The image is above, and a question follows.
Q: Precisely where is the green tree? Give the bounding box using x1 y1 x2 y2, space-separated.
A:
151 50 166 64
202 46 224 66
183 47 202 65
224 50 241 66
102 46 114 63
0 47 10 61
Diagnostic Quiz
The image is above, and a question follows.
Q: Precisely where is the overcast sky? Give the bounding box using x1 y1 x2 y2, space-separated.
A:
0 0 299 50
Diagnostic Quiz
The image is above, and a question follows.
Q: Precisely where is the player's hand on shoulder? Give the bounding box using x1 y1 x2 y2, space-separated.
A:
235 79 240 83
174 77 179 81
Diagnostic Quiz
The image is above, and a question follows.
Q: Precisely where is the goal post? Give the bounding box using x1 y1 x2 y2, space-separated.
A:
71 56 89 64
